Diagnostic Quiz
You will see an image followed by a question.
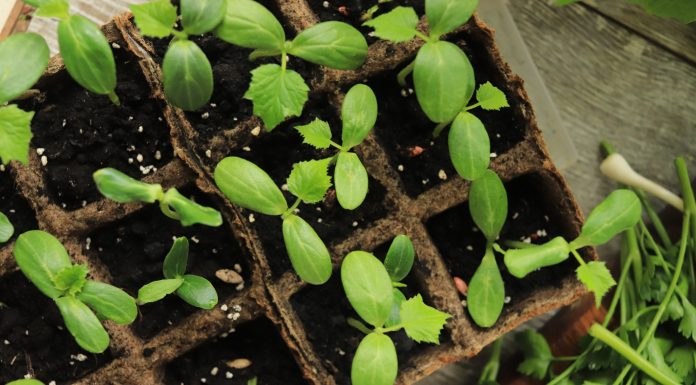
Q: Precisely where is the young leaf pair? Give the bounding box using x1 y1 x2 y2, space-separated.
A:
295 84 377 210
137 237 218 309
93 168 223 227
13 230 137 353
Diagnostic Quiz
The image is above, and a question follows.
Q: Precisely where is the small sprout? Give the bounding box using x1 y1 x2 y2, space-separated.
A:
226 358 252 369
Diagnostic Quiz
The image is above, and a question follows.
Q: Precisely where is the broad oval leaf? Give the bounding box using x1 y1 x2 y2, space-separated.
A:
413 41 475 123
0 211 14 243
384 288 407 328
55 296 110 353
162 40 214 111
177 274 218 309
287 159 332 204
340 251 393 327
214 156 288 216
130 0 177 38
0 32 50 104
163 237 189 279
572 189 641 248
469 170 508 242
362 6 419 42
0 105 34 165
162 188 223 227
34 0 70 18
58 15 117 96
282 214 332 285
504 237 570 279
449 112 490 181
93 168 163 203
341 84 378 149
351 333 398 385
215 0 285 50
467 249 504 328
14 230 72 299
335 152 369 210
426 0 478 39
181 0 226 35
244 64 309 130
289 21 368 70
77 280 137 325
384 234 415 282
137 278 184 304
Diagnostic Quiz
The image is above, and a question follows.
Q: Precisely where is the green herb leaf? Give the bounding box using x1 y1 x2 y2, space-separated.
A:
54 264 88 296
467 248 504 328
77 280 137 325
282 214 332 285
93 168 163 203
679 295 696 342
666 345 695 379
289 21 368 70
341 251 394 327
295 118 332 149
362 6 419 42
130 0 178 38
244 64 309 130
0 105 34 165
476 82 509 111
0 32 50 105
14 230 72 299
414 41 475 123
504 237 571 279
426 0 478 39
58 15 117 97
576 261 616 306
0 211 14 243
180 0 226 35
162 40 214 111
137 278 184 304
384 234 415 282
176 274 218 309
55 296 109 353
163 237 189 279
161 188 223 227
516 330 553 379
214 157 288 215
215 0 285 51
384 288 406 328
35 0 70 19
351 333 398 385
572 189 642 248
448 111 489 181
287 159 332 204
335 152 369 210
469 170 508 242
399 294 450 343
341 84 378 149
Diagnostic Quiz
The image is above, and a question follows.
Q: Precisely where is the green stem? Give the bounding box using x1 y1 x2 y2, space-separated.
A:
249 48 282 61
432 121 452 138
600 139 616 157
396 59 415 88
479 338 503 383
626 227 643 291
465 102 482 111
570 249 586 266
414 30 432 43
282 198 302 219
159 200 180 221
171 30 188 41
378 323 404 334
347 317 373 335
329 140 345 152
635 189 672 248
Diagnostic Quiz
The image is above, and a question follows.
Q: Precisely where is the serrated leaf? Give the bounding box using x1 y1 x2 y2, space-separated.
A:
181 0 226 35
362 6 419 42
289 21 368 70
448 111 489 181
341 83 378 149
35 0 70 19
469 170 508 242
287 159 332 204
163 237 189 279
176 274 218 309
163 40 214 111
0 105 34 165
215 0 285 50
54 264 88 296
244 64 309 130
384 235 415 282
426 0 478 39
282 214 332 285
467 248 504 328
679 294 696 342
137 278 184 304
55 296 109 353
576 261 616 306
295 118 332 149
77 280 137 325
14 230 72 299
335 152 368 210
476 82 509 111
351 333 398 385
130 0 177 38
0 32 50 105
162 188 223 227
667 345 695 379
572 189 641 248
214 157 288 216
341 251 394 327
0 211 14 243
93 168 163 203
399 294 450 343
516 330 553 379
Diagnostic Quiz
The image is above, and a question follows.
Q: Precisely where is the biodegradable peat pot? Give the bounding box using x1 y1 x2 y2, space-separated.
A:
0 1 595 384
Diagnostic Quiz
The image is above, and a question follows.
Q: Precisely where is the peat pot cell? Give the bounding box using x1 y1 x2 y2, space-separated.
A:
84 187 250 340
0 168 38 244
425 172 584 317
0 272 113 384
19 35 173 211
164 317 306 385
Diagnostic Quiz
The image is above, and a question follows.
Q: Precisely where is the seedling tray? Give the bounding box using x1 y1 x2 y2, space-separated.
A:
0 2 595 384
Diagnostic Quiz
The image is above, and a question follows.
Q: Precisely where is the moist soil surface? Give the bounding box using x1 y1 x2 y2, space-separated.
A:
0 168 38 243
164 317 306 385
84 187 250 340
20 35 173 211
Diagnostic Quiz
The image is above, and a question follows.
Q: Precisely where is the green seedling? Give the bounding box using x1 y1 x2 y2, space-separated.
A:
13 230 137 353
295 84 377 210
130 0 225 110
214 0 368 130
93 168 222 227
341 250 450 385
137 237 218 309
24 0 120 104
214 157 333 284
0 211 14 243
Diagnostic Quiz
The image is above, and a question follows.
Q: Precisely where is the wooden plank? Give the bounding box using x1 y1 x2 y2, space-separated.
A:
0 0 23 39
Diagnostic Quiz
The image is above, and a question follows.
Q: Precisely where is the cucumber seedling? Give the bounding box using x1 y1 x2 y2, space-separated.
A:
0 211 14 243
93 168 223 227
214 157 333 285
295 84 377 210
137 237 218 309
13 230 137 353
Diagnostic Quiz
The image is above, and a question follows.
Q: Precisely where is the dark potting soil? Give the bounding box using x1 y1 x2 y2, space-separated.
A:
0 272 113 384
164 317 306 385
0 168 38 243
20 36 173 211
84 187 250 340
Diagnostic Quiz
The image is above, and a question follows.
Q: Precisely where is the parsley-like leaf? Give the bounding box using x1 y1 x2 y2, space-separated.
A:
295 118 332 149
54 265 88 296
287 159 332 204
576 261 616 306
476 82 509 111
0 105 34 165
363 6 419 43
516 330 553 379
399 294 450 344
679 294 696 342
130 0 178 38
244 64 309 130
667 345 695 379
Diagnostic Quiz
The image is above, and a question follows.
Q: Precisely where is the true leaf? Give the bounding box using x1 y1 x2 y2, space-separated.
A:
35 0 70 19
288 21 368 70
215 0 285 51
214 156 288 216
351 333 398 385
341 251 394 327
0 105 34 165
504 236 571 279
516 330 553 379
54 264 88 296
572 189 641 248
576 261 616 306
77 280 137 325
414 41 475 123
14 230 72 299
180 0 226 35
341 84 378 149
55 296 109 353
163 237 189 279
287 159 332 204
476 82 509 111
0 32 50 104
469 170 508 242
448 111 489 181
130 0 177 38
0 211 13 243
295 118 332 149
176 274 218 309
335 152 368 210
679 294 696 342
162 40 214 111
243 64 309 130
162 188 223 227
666 345 695 379
137 278 184 304
399 294 450 343
467 248 504 328
384 288 406 328
384 234 415 282
282 214 332 285
93 168 163 203
362 6 419 42
426 0 478 39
